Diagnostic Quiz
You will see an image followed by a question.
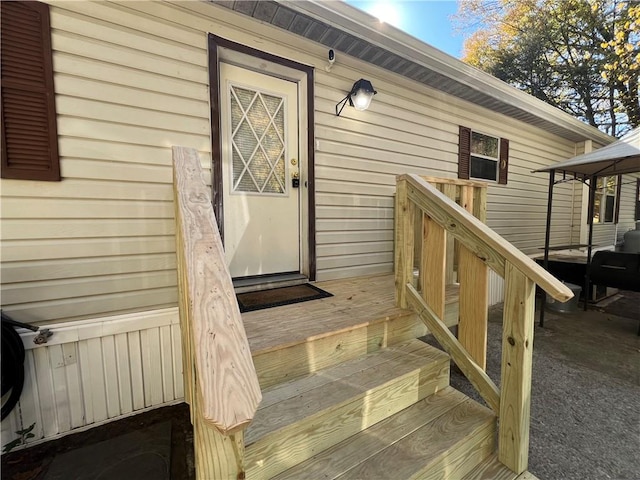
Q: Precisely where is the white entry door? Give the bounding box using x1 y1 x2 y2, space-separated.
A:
220 63 300 278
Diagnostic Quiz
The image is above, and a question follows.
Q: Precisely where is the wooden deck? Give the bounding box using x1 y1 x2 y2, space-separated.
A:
243 273 459 355
242 274 459 389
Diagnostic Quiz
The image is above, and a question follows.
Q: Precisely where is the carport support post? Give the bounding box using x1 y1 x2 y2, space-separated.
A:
584 175 597 310
540 169 555 327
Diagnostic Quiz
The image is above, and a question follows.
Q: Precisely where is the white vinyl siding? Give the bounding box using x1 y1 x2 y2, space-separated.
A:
0 1 211 324
617 174 640 243
0 0 591 322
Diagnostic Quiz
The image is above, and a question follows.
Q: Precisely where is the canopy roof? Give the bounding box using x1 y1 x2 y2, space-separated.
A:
535 127 640 177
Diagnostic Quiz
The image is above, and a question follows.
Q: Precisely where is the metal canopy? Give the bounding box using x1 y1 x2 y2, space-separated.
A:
536 127 640 328
535 127 640 177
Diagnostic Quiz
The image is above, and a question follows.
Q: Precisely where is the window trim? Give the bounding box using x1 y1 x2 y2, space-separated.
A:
1 1 60 181
591 175 621 224
458 125 509 184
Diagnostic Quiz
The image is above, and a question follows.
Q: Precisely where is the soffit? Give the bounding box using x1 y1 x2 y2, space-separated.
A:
210 0 614 146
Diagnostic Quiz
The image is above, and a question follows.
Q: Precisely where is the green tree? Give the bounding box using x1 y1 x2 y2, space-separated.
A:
457 0 639 137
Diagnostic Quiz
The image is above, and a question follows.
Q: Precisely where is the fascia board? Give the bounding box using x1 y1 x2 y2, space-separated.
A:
281 0 614 146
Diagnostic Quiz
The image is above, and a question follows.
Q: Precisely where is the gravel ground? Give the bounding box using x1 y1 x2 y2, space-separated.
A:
444 292 640 480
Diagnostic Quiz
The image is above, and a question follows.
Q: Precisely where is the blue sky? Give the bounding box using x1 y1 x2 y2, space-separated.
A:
345 1 465 58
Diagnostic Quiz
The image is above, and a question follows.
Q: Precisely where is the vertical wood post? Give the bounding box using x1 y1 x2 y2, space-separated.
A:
472 184 487 222
442 184 457 284
458 248 488 369
458 185 489 369
395 178 414 308
194 410 243 479
420 214 446 318
499 261 535 474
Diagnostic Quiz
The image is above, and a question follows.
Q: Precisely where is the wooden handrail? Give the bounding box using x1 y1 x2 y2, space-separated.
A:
172 146 262 436
400 174 573 301
395 173 573 476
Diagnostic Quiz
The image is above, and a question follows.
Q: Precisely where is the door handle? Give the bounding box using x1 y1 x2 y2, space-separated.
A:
292 171 300 188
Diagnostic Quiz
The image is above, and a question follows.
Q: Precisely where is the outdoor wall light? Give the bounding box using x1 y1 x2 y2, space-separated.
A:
335 79 377 116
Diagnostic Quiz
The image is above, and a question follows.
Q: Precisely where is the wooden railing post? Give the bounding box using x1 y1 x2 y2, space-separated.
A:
173 146 263 480
420 213 446 318
441 184 457 284
499 260 536 474
397 174 572 477
458 184 489 370
458 248 489 369
395 178 414 308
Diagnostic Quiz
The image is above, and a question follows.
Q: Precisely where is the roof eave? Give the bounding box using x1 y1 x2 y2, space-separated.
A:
280 0 615 146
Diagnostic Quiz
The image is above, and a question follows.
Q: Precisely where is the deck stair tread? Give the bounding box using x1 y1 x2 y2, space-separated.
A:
274 386 496 480
462 455 540 480
243 274 459 355
244 339 450 478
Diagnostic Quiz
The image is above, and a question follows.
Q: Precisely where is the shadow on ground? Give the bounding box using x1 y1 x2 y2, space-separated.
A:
1 403 194 480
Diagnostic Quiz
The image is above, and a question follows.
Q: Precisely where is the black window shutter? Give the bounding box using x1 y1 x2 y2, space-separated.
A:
498 138 509 185
1 1 60 181
458 126 471 180
614 174 622 223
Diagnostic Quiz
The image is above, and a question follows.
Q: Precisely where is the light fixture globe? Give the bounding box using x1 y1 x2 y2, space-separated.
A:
351 79 376 111
335 78 377 116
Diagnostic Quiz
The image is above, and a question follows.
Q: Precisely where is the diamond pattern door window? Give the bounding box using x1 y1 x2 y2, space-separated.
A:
230 85 287 194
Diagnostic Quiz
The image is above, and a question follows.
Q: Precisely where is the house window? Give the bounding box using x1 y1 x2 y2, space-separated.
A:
458 126 509 184
1 1 60 181
592 175 621 224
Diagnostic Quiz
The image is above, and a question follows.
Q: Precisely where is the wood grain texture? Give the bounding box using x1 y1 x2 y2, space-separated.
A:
243 274 459 389
406 284 500 413
395 179 415 308
442 183 458 285
421 213 447 319
401 174 573 302
274 387 469 480
499 261 536 474
473 185 488 223
333 399 495 480
245 340 450 479
462 454 520 480
172 146 261 434
420 176 488 189
244 274 436 354
259 340 434 410
458 246 489 370
193 407 241 480
516 472 541 479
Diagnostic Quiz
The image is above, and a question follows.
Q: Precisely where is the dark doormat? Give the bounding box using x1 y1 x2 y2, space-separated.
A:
43 421 171 480
237 283 333 312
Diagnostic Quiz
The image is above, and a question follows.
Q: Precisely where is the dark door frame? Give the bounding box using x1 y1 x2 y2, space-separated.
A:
208 33 316 280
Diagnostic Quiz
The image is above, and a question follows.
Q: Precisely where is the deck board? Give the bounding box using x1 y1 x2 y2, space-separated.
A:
243 274 459 356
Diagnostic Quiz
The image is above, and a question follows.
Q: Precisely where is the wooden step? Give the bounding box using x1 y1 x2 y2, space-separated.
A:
243 274 459 389
462 454 541 480
244 339 450 479
274 387 496 480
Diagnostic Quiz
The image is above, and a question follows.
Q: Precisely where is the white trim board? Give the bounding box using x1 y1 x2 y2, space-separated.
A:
17 307 179 350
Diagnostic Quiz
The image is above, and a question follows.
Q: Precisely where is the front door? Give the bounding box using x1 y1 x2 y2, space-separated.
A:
220 63 301 278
